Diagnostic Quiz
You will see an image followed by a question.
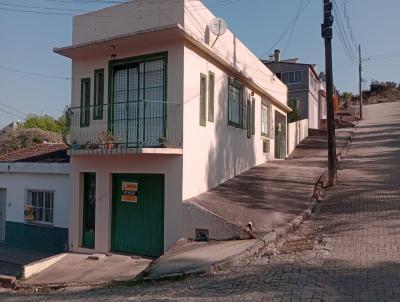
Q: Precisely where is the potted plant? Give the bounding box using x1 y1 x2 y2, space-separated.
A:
158 136 167 147
71 140 80 150
99 131 114 150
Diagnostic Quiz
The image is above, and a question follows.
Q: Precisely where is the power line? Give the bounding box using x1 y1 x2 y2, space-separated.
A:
0 102 28 117
0 108 25 120
282 0 312 56
0 66 71 80
332 0 356 61
259 0 311 59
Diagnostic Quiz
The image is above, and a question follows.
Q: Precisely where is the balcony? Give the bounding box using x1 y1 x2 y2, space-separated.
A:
65 101 182 156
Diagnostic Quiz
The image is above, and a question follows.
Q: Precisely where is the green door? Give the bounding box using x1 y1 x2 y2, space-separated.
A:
112 174 164 258
275 111 287 159
82 173 96 249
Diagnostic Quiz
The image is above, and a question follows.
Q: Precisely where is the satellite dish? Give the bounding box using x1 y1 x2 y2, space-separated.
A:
209 17 227 36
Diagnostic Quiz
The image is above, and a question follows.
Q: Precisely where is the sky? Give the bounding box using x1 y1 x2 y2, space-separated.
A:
0 0 399 128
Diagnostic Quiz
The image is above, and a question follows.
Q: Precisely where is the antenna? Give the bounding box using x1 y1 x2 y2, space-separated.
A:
209 17 227 47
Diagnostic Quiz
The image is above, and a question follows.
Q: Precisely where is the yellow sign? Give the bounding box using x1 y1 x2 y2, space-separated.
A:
121 182 138 202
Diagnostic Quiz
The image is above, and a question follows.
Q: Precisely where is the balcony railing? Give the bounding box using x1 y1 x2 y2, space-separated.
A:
66 100 182 152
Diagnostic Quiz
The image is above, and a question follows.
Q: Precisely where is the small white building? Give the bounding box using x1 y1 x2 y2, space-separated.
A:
55 0 290 258
0 144 70 253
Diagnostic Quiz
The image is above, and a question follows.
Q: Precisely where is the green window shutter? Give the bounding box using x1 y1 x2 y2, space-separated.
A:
200 73 207 127
246 99 251 138
94 69 104 120
208 71 215 122
251 97 255 135
80 78 91 128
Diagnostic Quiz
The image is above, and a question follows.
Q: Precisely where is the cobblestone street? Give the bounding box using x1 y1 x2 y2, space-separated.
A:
3 102 400 301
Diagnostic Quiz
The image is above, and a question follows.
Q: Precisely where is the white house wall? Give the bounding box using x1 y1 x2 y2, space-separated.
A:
182 43 277 200
0 172 70 229
72 1 184 45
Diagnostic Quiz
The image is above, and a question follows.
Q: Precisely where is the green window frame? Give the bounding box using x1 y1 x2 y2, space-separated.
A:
228 77 243 128
200 73 207 127
246 99 251 138
80 78 91 128
93 69 104 120
208 71 215 122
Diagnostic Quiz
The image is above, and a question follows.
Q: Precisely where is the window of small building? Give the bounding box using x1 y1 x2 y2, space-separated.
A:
228 78 243 127
26 190 54 224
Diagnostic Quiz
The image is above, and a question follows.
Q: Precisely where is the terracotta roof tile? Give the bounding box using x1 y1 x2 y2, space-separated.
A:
0 144 69 163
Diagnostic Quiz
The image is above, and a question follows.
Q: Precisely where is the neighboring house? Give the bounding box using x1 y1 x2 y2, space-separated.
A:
262 50 321 129
0 144 70 253
0 121 20 137
319 84 327 129
55 0 290 258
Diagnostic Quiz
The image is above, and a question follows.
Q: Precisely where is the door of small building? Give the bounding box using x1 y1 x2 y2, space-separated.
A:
112 174 164 258
82 173 96 249
0 189 6 242
275 111 287 159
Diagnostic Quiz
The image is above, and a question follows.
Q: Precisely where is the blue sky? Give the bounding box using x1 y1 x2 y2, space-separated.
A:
0 0 399 127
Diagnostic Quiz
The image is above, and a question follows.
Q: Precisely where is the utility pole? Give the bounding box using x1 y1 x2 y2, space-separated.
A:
321 0 337 186
359 44 363 119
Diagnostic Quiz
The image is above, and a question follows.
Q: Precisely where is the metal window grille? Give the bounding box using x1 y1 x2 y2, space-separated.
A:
27 191 54 224
111 58 166 147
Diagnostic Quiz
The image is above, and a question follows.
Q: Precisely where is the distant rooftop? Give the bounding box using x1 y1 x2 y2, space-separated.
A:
0 143 69 163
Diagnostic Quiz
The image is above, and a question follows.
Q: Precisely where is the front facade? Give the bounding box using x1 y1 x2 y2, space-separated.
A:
263 50 321 129
56 0 290 257
0 144 70 253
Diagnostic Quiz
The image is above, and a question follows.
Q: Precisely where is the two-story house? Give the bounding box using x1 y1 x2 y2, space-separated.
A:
55 0 290 258
263 50 321 129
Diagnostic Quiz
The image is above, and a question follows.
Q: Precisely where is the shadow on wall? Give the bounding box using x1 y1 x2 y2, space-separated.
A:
205 71 257 191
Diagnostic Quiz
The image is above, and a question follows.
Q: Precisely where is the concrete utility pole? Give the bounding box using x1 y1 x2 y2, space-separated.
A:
321 0 337 186
359 44 363 120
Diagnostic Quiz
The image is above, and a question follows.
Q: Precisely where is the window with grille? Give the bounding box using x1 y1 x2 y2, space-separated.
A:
94 69 104 120
26 190 54 224
228 78 243 127
111 55 167 147
80 78 91 127
261 100 271 138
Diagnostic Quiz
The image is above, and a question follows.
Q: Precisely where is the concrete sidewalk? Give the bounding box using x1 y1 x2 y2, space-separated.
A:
0 243 55 278
21 253 152 287
145 128 354 280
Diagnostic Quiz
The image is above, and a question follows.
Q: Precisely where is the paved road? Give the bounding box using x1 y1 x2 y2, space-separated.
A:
3 102 400 301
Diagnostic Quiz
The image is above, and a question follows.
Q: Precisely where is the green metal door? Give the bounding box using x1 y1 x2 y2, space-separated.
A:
112 174 164 257
275 111 287 159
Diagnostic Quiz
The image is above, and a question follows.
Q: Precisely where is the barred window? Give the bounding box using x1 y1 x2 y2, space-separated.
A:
228 78 243 127
26 191 54 224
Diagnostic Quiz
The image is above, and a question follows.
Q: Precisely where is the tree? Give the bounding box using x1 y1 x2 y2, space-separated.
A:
287 101 300 123
23 114 64 133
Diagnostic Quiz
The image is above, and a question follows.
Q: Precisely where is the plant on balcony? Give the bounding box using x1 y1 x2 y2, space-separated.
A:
98 131 115 150
158 136 167 147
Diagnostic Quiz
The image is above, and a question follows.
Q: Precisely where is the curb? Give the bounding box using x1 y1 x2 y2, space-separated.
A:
144 127 357 281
